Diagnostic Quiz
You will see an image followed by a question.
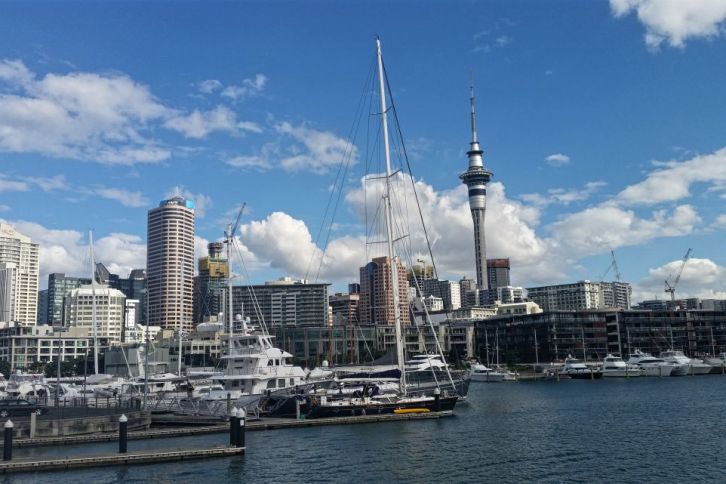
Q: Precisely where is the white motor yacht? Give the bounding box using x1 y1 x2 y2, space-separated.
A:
469 363 505 382
626 349 679 376
661 350 712 376
206 325 307 408
559 355 603 379
602 354 644 377
404 354 448 372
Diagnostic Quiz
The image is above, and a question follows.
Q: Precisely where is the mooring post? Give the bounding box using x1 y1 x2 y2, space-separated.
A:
226 393 231 415
3 420 13 461
237 407 246 448
434 387 441 412
119 414 128 454
30 410 37 439
229 407 238 446
295 397 301 420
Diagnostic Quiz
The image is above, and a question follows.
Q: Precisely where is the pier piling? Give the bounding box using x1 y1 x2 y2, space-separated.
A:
434 388 441 412
237 408 246 448
3 421 12 461
119 414 128 454
229 408 238 446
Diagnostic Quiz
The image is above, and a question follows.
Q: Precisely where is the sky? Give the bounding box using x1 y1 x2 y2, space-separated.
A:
1 0 726 302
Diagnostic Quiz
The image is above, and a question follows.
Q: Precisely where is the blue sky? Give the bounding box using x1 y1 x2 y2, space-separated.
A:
1 0 726 301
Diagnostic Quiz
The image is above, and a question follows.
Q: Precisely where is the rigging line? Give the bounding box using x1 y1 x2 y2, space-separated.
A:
305 58 375 282
382 59 458 394
231 238 268 335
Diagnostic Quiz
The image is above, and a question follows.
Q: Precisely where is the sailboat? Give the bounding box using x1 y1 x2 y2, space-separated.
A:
298 39 458 418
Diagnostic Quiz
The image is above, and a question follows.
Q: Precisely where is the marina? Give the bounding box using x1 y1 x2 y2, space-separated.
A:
0 378 723 482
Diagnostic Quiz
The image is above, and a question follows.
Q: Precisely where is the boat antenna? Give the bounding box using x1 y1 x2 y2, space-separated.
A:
376 37 406 395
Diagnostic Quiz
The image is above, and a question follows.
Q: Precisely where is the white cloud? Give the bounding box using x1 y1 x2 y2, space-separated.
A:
0 176 28 192
634 257 726 300
617 147 726 205
164 105 262 139
715 214 726 228
545 153 571 166
2 219 146 286
24 174 69 191
0 59 172 165
93 187 149 208
166 186 213 218
0 205 9 212
274 121 358 173
221 74 267 101
197 79 223 94
548 204 700 257
610 0 726 49
522 181 606 206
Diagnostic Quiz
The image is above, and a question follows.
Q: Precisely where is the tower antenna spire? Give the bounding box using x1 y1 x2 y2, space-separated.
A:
470 84 478 144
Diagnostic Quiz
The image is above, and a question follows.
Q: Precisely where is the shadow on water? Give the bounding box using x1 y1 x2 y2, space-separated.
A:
2 377 725 483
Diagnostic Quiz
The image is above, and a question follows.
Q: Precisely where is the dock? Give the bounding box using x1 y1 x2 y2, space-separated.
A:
3 411 453 448
0 445 245 474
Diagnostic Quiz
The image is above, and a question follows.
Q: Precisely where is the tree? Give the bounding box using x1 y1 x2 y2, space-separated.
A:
0 360 10 377
27 360 47 374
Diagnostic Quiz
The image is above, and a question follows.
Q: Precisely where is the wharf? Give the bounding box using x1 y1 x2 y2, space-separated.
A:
0 445 245 474
4 411 453 448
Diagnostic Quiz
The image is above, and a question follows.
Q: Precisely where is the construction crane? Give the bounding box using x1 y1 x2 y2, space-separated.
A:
664 248 692 302
598 249 622 282
223 203 246 335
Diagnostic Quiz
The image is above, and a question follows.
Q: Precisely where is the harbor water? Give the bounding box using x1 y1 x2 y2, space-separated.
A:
5 376 726 483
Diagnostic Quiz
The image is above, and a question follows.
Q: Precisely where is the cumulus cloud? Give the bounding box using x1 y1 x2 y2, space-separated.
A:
634 257 726 300
197 79 223 94
545 153 571 166
226 122 357 174
93 187 149 208
164 105 262 139
617 147 726 205
2 219 146 286
610 0 726 49
0 59 172 165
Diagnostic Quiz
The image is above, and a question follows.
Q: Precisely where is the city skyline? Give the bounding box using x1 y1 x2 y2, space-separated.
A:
1 2 725 302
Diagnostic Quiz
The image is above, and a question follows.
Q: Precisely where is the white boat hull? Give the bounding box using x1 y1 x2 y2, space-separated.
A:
602 369 643 378
638 365 674 377
470 373 505 383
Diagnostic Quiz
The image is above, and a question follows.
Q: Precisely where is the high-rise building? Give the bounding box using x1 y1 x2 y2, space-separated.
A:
194 242 229 324
64 285 126 343
526 280 631 312
0 223 39 325
0 262 15 322
231 278 329 328
37 289 49 325
329 292 360 326
487 258 511 291
359 256 410 326
146 196 195 332
420 279 461 311
47 273 91 326
459 88 493 291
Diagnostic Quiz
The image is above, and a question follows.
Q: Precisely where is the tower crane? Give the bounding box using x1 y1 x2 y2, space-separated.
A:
664 248 692 302
598 249 622 282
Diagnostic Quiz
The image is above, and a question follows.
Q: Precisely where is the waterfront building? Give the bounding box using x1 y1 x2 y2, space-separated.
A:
473 309 726 364
525 280 632 311
407 262 434 289
329 292 360 326
0 322 98 371
459 88 493 290
0 262 15 322
634 299 669 311
451 306 497 320
0 224 39 325
47 273 91 326
146 196 195 332
359 256 410 326
64 285 126 343
194 242 229 324
231 277 329 329
494 300 542 315
701 299 726 311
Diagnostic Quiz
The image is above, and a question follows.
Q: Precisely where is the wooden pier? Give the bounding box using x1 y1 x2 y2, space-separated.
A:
3 411 453 448
0 445 245 474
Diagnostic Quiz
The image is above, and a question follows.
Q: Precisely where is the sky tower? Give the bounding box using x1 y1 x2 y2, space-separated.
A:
459 86 493 290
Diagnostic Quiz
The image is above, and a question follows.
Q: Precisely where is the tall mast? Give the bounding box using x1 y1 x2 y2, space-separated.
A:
89 230 99 375
178 258 184 377
376 38 406 394
227 223 234 338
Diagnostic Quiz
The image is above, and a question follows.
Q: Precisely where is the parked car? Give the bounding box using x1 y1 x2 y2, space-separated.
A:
0 399 48 418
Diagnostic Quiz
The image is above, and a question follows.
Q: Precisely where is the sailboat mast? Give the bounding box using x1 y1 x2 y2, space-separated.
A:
89 230 99 375
178 259 184 377
376 38 406 394
227 226 234 338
